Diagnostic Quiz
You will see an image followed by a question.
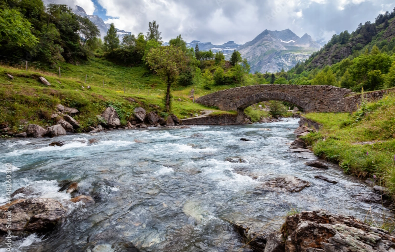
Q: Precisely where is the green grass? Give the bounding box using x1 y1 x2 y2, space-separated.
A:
0 59 223 133
302 94 395 196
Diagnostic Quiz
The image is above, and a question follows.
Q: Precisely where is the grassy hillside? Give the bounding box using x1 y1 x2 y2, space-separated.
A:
302 94 395 195
0 58 235 134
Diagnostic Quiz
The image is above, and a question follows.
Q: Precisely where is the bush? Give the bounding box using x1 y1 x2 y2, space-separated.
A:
268 101 288 118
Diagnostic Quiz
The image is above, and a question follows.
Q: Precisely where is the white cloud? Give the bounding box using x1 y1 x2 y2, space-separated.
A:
43 0 95 15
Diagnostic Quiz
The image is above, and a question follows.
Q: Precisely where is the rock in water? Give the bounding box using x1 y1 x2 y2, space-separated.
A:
305 160 329 169
101 107 121 128
70 195 94 204
166 116 175 126
26 124 47 138
58 119 74 132
281 211 395 252
49 141 64 147
257 176 310 193
240 138 251 141
314 175 337 184
46 124 66 137
290 138 306 149
39 77 51 86
147 111 160 125
134 107 146 122
0 198 66 234
63 115 80 129
15 132 27 138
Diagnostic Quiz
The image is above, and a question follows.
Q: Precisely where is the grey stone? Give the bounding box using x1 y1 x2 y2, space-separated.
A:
101 107 121 128
290 138 306 149
39 77 51 86
134 107 146 122
58 119 74 132
282 211 395 252
49 141 64 147
257 176 310 193
56 104 79 114
0 198 66 234
63 115 80 129
147 111 160 125
15 132 27 138
26 124 47 138
305 161 329 169
171 114 180 125
7 73 13 79
374 185 390 195
264 232 285 252
166 116 175 126
314 175 337 184
46 125 66 137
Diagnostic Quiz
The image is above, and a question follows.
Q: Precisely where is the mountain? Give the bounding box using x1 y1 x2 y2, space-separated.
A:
186 40 241 58
304 10 395 70
238 29 321 73
73 6 131 40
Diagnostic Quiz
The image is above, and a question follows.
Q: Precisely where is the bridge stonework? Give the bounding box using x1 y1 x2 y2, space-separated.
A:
196 85 395 114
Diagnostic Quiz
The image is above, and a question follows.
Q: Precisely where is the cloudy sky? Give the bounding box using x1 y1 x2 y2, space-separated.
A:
44 0 394 44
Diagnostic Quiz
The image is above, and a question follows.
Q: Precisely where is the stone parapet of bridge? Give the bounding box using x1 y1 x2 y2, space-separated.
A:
196 85 395 113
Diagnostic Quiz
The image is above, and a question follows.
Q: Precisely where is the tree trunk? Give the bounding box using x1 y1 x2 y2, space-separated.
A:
165 78 171 112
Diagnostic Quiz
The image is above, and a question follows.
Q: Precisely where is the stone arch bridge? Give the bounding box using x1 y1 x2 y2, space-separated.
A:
195 85 393 123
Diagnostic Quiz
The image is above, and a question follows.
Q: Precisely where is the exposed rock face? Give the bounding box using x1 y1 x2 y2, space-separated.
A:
281 211 395 252
134 107 146 122
39 77 51 86
56 104 79 114
305 161 329 169
101 107 121 128
63 115 80 129
257 176 311 193
26 124 47 138
46 124 66 137
0 198 66 234
147 111 160 125
166 116 175 126
58 119 74 132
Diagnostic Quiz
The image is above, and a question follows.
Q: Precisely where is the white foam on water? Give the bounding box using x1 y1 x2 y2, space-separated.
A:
151 143 217 154
0 163 20 173
6 141 87 156
22 180 71 201
18 234 43 248
7 140 31 148
97 140 135 147
155 166 174 175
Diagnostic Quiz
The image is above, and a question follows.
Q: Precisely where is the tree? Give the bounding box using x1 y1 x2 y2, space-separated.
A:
340 70 354 89
311 68 337 86
195 44 200 60
122 34 136 48
77 15 100 46
0 8 38 48
145 46 189 112
230 50 242 66
385 62 395 88
169 34 187 51
270 74 275 84
104 23 119 52
146 20 162 43
215 51 225 64
269 101 288 118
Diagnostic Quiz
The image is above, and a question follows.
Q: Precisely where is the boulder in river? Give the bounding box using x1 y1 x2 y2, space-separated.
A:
49 141 64 147
134 107 146 122
290 138 306 149
257 176 310 193
15 132 27 138
70 195 94 205
101 107 121 128
46 124 66 137
26 124 47 138
305 160 329 169
280 210 395 252
0 198 66 234
240 138 251 142
63 115 80 129
314 175 337 184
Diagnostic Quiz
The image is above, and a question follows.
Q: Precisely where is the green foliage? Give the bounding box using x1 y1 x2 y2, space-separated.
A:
244 106 269 123
145 46 190 112
146 20 162 43
230 50 242 66
268 101 288 118
385 61 395 88
215 51 225 65
169 34 187 52
0 8 38 48
104 23 120 52
311 67 337 86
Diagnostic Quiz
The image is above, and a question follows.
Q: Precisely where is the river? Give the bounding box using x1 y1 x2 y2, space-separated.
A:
0 119 392 251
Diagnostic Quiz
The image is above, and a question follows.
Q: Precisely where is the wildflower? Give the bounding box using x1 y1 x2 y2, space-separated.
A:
373 175 377 179
366 152 368 155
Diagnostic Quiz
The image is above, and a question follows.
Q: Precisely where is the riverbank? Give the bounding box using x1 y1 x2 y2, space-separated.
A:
300 93 395 199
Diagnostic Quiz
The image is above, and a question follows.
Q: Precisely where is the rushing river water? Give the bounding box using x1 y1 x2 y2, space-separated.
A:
0 119 393 251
